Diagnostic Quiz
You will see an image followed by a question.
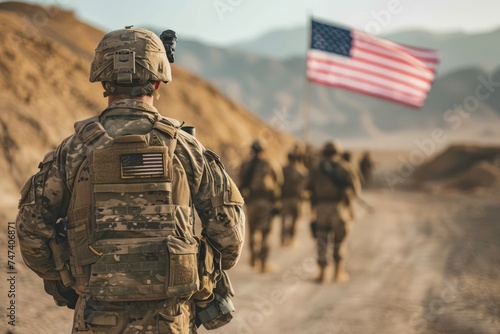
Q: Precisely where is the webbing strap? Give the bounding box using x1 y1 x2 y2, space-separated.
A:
92 242 165 255
86 284 166 297
91 261 165 273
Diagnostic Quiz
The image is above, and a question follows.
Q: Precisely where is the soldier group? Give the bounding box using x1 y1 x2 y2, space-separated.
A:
238 139 372 284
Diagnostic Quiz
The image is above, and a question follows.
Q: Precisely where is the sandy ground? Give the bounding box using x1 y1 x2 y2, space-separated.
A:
1 158 499 334
208 186 500 334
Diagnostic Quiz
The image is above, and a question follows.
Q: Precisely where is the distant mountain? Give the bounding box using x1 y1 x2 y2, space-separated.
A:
165 33 500 140
146 26 500 147
226 25 500 76
230 27 308 59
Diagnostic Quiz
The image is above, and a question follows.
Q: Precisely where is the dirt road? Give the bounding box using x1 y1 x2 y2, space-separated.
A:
208 187 500 334
2 186 499 334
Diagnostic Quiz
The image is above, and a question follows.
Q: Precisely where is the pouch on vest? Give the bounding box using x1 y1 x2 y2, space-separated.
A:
86 236 199 301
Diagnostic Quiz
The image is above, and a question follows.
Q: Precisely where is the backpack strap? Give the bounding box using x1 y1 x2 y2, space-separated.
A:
74 116 114 158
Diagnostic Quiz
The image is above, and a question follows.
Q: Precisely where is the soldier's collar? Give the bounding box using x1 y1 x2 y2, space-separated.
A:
100 99 159 120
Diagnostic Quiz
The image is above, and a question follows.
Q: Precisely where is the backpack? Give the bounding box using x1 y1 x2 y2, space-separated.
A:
281 163 308 199
241 158 279 199
65 116 200 302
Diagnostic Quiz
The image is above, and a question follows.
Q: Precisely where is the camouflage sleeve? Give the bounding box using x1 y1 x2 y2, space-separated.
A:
176 134 245 270
15 149 69 280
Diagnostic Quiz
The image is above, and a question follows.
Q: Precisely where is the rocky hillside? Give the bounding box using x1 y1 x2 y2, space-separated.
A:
0 2 296 216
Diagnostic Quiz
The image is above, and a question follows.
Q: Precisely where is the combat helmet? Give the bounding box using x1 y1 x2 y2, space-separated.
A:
322 140 343 156
90 26 172 97
251 139 266 153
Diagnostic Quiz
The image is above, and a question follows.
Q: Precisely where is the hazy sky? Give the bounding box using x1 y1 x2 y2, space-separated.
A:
10 0 500 45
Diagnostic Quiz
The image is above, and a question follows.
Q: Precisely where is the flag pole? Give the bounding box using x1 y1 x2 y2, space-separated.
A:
301 15 313 145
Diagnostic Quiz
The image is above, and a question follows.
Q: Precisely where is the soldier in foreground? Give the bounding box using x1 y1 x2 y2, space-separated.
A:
280 151 309 247
16 27 245 333
239 140 283 272
308 141 361 284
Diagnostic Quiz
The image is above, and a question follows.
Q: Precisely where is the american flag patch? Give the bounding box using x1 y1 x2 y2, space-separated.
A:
121 153 164 178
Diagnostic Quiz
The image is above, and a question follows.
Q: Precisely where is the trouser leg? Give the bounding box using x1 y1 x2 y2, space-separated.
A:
260 227 272 272
280 215 287 246
333 220 350 282
316 231 329 284
248 224 258 268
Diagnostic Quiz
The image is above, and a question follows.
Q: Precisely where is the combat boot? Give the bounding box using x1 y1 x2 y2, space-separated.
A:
316 264 327 284
333 261 349 283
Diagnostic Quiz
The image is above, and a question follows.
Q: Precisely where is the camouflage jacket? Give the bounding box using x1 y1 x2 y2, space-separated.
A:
16 99 245 280
308 156 361 206
238 156 283 202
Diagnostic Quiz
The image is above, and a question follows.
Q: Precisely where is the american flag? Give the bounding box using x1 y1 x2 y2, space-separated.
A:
121 153 164 178
307 19 439 108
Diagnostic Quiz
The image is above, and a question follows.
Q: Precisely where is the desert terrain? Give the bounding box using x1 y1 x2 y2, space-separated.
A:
0 2 499 334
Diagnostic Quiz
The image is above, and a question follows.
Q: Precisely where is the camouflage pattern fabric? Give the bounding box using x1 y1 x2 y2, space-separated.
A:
245 198 274 270
314 203 351 266
238 157 282 201
308 156 360 266
16 99 245 333
280 161 309 246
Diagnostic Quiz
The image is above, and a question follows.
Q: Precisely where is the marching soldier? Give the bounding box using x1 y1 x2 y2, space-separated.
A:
308 141 361 284
280 151 309 247
239 139 283 273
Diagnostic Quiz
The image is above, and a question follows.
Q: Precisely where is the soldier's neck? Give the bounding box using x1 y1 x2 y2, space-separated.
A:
108 95 154 106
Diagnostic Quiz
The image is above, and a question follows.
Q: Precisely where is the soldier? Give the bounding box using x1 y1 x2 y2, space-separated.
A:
308 141 361 284
359 151 375 187
280 151 309 247
239 139 283 273
16 27 245 333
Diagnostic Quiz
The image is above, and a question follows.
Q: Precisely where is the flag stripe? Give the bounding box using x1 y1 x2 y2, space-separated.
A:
307 69 425 102
307 51 432 91
308 76 424 108
353 41 438 71
307 67 426 98
352 31 439 64
351 48 435 80
307 19 439 108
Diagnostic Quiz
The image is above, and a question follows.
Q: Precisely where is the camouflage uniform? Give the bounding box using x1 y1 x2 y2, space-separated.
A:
280 153 309 247
308 142 361 283
239 141 282 272
16 26 245 334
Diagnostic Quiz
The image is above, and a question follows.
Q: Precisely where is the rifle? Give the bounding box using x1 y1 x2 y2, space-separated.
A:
356 197 375 214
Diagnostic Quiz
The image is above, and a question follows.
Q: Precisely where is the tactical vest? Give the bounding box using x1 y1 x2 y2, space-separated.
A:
312 160 346 203
65 116 199 302
281 164 307 199
246 159 279 199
